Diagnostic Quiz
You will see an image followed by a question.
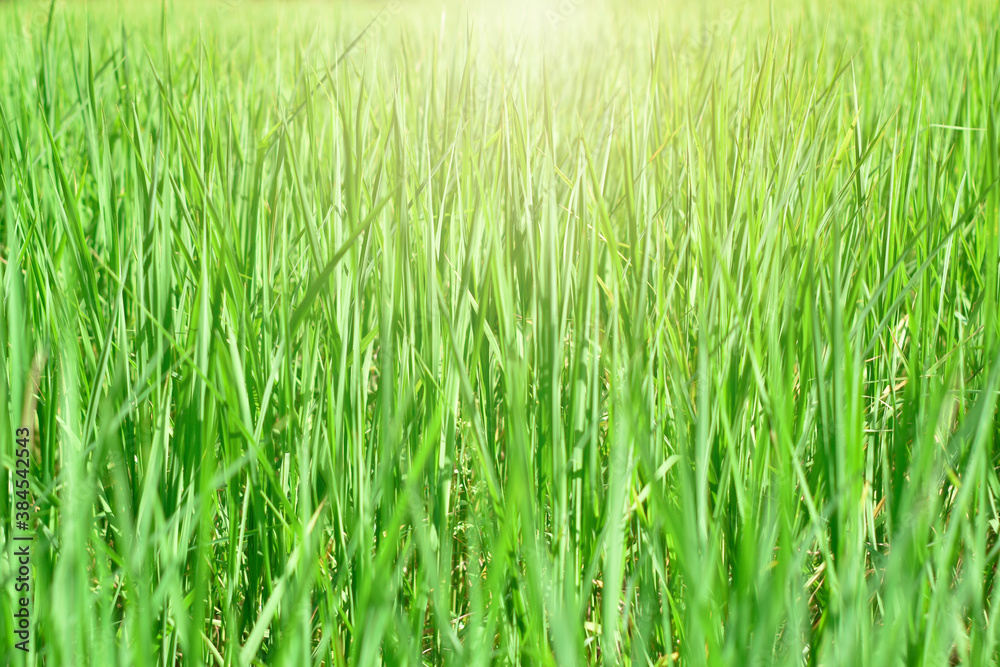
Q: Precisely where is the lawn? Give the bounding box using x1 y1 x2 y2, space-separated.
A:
1 0 999 664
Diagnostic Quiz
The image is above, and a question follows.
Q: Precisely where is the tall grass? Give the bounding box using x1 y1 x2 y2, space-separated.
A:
2 0 999 664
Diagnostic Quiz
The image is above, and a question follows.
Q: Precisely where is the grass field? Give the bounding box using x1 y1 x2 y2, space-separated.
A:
2 0 1000 664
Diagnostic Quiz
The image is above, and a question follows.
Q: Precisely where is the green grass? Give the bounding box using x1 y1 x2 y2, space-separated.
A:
1 0 999 664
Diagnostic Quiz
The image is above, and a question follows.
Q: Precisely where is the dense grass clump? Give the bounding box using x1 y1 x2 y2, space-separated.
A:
2 0 1000 664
